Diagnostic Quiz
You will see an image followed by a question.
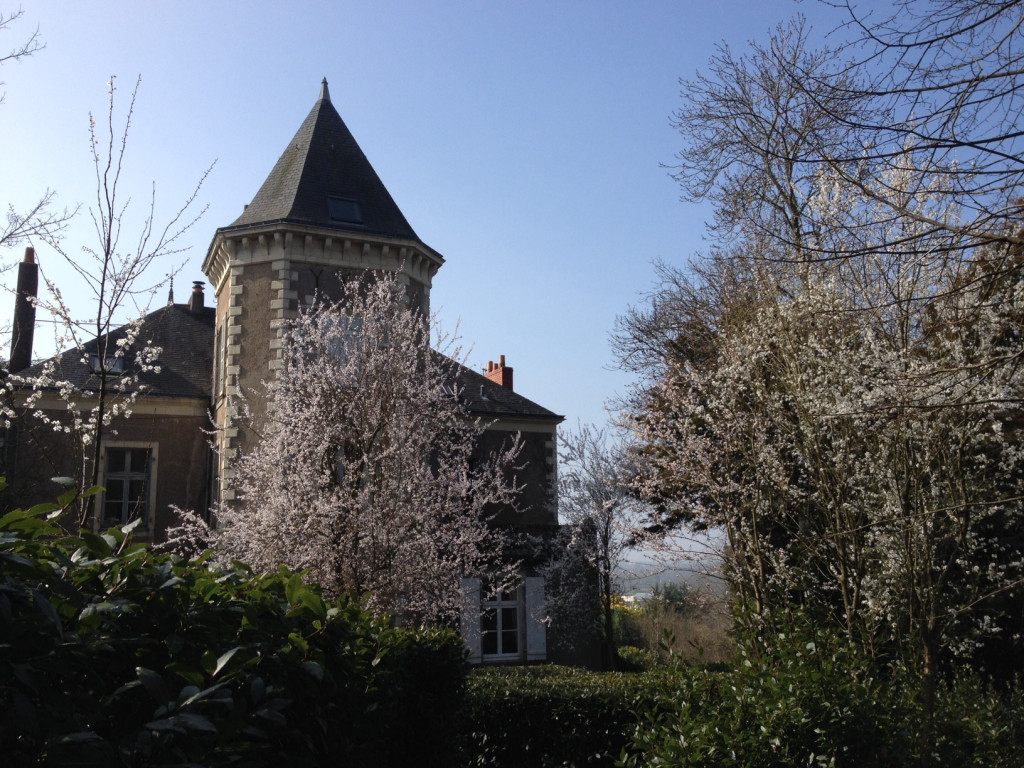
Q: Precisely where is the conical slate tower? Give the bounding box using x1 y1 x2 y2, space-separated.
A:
203 80 444 497
228 79 420 242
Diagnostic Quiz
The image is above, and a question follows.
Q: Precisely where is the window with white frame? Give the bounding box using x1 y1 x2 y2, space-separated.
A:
461 576 547 664
100 445 154 529
481 584 523 659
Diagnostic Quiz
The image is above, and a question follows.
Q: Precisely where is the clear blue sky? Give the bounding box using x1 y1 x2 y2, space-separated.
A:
0 0 861 430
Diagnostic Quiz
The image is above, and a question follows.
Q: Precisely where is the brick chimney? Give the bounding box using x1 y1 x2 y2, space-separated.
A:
188 281 205 314
9 247 38 373
485 354 513 391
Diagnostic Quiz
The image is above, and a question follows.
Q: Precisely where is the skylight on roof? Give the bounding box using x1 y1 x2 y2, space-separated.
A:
89 354 125 375
327 195 363 225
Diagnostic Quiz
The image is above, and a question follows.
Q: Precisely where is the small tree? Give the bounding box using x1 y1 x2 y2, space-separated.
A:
2 75 210 524
554 423 639 668
211 273 522 625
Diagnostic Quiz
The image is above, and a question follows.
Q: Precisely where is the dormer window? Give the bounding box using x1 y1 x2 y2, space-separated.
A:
327 195 363 225
89 354 125 375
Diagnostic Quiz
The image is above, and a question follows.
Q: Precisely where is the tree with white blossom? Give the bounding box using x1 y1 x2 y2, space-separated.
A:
204 273 523 625
619 154 1024 748
618 4 1024 760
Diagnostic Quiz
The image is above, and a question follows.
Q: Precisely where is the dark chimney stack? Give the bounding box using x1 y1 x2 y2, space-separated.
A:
189 281 205 314
485 354 513 391
9 247 38 373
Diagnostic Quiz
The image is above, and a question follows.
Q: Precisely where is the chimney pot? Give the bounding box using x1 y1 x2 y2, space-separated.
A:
188 281 205 314
484 353 514 391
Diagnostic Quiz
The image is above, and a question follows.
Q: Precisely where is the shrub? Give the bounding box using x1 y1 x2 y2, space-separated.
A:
0 482 467 766
621 624 897 767
369 626 470 767
918 670 1024 767
615 646 660 672
461 665 678 767
621 615 1024 766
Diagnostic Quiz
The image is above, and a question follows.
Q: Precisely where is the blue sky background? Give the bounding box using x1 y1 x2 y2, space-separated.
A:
0 0 868 431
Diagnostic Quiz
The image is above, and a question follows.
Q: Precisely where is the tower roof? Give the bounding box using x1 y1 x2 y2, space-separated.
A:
224 79 419 241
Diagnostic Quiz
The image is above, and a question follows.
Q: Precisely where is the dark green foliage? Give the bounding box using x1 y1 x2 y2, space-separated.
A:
623 624 893 767
614 646 659 673
0 482 468 766
621 616 1024 767
460 665 678 767
372 626 471 767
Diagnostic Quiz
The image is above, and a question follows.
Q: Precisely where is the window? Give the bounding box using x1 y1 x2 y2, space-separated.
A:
327 195 363 225
214 320 227 397
481 584 523 659
89 354 125 374
460 576 546 664
101 446 153 529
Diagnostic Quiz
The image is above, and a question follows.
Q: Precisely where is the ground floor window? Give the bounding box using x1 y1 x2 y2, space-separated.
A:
481 586 523 659
100 445 154 529
461 576 547 664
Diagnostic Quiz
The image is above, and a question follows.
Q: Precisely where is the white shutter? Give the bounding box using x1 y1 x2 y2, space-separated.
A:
460 577 482 663
524 576 547 661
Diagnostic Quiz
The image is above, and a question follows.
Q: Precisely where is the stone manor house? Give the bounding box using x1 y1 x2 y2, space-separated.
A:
4 80 578 665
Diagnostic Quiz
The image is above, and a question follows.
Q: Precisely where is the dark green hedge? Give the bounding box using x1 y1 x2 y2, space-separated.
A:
620 624 1024 767
0 483 468 767
460 665 678 767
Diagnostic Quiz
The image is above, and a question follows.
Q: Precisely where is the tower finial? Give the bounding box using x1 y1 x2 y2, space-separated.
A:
319 77 331 103
167 275 174 306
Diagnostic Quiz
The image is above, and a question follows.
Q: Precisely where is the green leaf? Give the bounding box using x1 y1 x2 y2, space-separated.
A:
81 531 112 558
0 551 34 568
136 667 170 704
286 572 304 606
301 591 328 620
0 508 32 528
109 680 143 700
201 650 217 676
175 712 218 733
159 575 185 590
145 718 183 733
166 662 205 688
56 731 106 744
254 707 288 726
302 660 325 681
211 646 244 679
32 589 63 638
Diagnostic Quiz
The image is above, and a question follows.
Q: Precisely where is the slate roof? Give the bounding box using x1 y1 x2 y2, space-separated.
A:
16 304 559 421
18 303 215 400
221 80 420 241
437 350 562 423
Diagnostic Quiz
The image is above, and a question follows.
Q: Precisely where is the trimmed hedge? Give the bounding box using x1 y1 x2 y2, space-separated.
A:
460 665 678 767
0 483 468 766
